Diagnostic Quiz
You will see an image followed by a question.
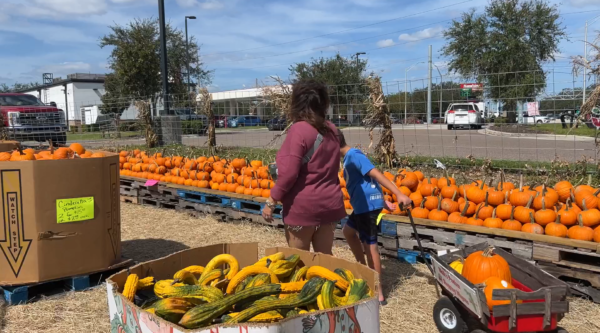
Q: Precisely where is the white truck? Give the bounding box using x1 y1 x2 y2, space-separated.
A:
445 102 484 130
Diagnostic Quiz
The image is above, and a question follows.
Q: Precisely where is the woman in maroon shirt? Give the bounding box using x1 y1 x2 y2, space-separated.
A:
262 80 346 255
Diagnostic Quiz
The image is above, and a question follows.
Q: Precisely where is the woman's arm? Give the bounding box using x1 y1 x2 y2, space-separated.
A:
269 126 306 203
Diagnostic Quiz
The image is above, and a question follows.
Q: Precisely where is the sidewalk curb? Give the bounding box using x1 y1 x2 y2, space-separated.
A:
478 128 595 141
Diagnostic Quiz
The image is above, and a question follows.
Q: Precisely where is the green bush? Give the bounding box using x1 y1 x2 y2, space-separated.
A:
182 120 205 135
119 121 140 132
493 117 509 124
81 123 100 132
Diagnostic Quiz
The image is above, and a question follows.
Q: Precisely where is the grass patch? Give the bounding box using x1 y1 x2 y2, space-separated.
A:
534 124 599 137
68 131 141 141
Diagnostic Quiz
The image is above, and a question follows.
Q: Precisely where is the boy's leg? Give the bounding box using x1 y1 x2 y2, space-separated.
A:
343 214 366 264
360 210 385 303
311 221 336 255
364 242 385 302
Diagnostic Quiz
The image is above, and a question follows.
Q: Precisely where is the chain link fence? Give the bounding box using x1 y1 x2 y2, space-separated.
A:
7 69 600 167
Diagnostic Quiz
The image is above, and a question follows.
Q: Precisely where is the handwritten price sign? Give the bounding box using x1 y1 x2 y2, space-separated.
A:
56 197 95 223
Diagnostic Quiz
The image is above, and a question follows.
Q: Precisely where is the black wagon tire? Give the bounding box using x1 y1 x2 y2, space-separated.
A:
433 296 468 333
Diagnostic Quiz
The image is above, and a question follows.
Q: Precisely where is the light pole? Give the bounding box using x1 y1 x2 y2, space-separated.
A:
405 62 425 123
354 52 366 67
432 63 444 118
158 0 170 115
584 15 600 105
185 16 196 94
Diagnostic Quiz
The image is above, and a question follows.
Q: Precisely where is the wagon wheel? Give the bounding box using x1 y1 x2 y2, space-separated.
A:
433 296 468 333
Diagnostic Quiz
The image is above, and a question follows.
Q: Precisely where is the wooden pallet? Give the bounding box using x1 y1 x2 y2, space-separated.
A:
139 197 179 210
120 195 138 204
1 259 133 305
396 223 533 260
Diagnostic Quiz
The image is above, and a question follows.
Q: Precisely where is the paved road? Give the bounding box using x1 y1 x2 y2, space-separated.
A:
71 126 599 163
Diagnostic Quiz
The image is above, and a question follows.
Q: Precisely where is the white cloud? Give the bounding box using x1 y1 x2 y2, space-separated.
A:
31 0 107 16
376 39 395 48
175 0 224 9
398 26 444 42
569 0 598 7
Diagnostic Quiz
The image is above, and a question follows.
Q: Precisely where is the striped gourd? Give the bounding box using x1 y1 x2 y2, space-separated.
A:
289 266 309 282
224 277 325 324
151 298 196 323
223 310 283 323
226 265 279 294
316 294 325 310
173 269 199 285
123 274 139 301
333 268 355 283
154 283 223 303
200 254 239 281
254 252 285 267
280 281 307 293
306 266 349 291
346 279 369 305
320 280 336 309
246 273 271 288
137 276 155 289
234 295 280 312
197 269 222 286
179 284 282 329
269 255 301 279
284 308 300 318
183 265 204 276
234 275 254 293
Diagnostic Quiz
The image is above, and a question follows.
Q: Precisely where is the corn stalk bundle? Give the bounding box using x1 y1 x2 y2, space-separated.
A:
135 100 158 148
363 75 396 168
572 41 600 132
261 77 293 147
198 88 217 155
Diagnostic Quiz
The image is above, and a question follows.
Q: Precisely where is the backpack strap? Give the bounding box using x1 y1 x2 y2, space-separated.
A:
301 133 323 165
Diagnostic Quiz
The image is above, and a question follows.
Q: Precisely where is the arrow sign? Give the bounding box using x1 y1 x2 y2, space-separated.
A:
0 170 32 277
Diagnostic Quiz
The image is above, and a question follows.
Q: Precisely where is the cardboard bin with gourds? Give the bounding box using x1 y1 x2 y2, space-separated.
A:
107 243 380 332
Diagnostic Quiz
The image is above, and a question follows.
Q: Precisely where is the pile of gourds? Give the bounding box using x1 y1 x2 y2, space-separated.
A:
121 252 373 329
119 150 274 198
351 170 600 243
449 246 521 311
0 143 106 161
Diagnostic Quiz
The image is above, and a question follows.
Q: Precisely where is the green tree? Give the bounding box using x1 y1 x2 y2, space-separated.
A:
442 0 565 121
0 82 41 93
289 54 368 119
100 18 212 116
387 82 464 120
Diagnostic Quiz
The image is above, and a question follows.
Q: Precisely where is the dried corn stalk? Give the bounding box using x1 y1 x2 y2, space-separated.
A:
572 39 600 128
261 77 293 147
363 75 396 168
135 100 158 148
0 113 7 140
198 88 216 155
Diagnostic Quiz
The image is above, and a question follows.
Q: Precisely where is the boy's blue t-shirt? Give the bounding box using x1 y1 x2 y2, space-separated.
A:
343 148 384 214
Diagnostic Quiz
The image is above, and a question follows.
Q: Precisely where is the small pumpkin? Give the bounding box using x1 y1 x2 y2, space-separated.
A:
483 276 519 311
428 196 449 221
496 192 513 220
466 179 487 204
476 192 494 220
545 214 568 238
567 215 594 241
513 196 534 224
555 181 574 202
409 191 424 208
461 246 512 284
448 201 469 224
501 207 522 231
441 191 460 214
578 198 600 228
449 259 464 274
465 206 484 226
534 198 556 227
483 208 504 229
424 195 439 211
521 212 544 235
558 199 579 226
575 188 600 210
411 199 430 219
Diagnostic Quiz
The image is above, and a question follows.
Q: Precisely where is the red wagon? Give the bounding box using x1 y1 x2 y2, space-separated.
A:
430 242 569 333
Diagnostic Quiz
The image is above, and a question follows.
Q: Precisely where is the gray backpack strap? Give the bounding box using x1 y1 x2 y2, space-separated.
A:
301 133 324 165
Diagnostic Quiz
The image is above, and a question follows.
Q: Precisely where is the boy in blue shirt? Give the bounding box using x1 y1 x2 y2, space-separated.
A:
338 129 412 304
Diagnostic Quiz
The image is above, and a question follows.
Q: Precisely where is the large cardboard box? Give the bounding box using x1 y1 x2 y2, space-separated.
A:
107 243 380 333
0 140 20 152
0 153 122 285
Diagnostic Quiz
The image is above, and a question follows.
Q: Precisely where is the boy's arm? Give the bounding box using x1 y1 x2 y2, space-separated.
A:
367 168 412 207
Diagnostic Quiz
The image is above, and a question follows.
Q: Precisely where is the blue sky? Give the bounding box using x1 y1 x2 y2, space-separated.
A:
0 0 599 93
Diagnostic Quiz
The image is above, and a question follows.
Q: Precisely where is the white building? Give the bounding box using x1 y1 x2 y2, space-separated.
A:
17 73 106 126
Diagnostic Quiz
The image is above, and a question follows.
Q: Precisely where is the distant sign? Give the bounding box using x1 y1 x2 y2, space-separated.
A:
527 102 539 116
460 83 483 91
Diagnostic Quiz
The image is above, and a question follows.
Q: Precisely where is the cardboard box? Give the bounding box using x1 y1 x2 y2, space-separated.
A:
0 140 20 152
107 243 380 333
0 153 121 285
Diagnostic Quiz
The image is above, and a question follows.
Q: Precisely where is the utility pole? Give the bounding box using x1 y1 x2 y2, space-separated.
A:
354 52 366 67
185 16 196 94
433 64 443 118
584 20 588 105
427 45 432 124
158 0 170 115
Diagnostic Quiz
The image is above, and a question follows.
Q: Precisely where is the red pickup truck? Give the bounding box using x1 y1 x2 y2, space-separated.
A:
0 93 68 144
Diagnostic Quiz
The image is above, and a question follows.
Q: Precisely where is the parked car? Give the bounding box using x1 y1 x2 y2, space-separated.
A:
267 117 287 131
214 115 229 128
0 93 68 144
389 115 401 124
228 115 262 127
445 103 484 130
521 114 550 124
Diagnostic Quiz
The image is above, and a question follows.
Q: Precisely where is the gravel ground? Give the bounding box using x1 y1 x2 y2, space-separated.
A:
2 203 600 333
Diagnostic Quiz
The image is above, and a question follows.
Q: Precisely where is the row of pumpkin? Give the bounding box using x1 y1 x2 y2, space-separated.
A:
0 143 105 160
116 148 600 243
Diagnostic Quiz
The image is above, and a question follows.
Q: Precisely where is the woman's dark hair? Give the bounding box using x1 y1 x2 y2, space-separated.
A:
336 129 347 148
290 80 331 134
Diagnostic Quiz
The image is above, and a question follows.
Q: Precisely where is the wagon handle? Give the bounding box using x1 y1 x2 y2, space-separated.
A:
405 208 441 298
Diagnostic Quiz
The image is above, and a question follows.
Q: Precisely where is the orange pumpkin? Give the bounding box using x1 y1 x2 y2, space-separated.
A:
465 206 484 226
428 197 448 221
441 192 459 214
411 200 430 219
69 143 86 155
483 277 518 311
534 197 556 227
448 201 469 224
461 246 512 284
483 208 504 229
521 212 544 234
567 215 594 241
554 181 574 202
557 199 578 226
501 207 522 231
579 198 600 228
545 215 568 238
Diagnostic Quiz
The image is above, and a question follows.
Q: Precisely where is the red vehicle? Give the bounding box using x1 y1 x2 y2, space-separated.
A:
0 93 68 144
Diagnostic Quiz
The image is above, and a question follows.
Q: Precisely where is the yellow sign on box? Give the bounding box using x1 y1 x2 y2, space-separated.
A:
56 197 94 223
